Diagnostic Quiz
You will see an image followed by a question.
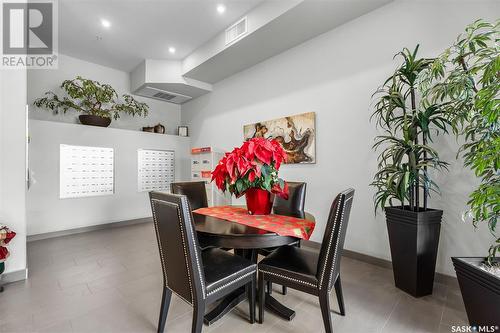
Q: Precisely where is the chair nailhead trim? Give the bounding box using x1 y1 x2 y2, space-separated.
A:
327 195 352 289
319 191 353 290
151 200 169 287
181 196 206 299
205 265 256 291
151 198 194 303
206 270 255 296
259 269 317 288
319 195 342 287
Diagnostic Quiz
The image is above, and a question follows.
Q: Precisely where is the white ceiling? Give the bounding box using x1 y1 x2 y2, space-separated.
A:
59 0 264 72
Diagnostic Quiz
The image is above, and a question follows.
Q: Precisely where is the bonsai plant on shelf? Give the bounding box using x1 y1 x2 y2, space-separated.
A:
211 137 288 215
422 19 499 326
34 76 149 127
370 45 455 297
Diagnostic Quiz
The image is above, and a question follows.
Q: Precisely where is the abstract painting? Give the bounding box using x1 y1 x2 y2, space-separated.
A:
243 112 316 164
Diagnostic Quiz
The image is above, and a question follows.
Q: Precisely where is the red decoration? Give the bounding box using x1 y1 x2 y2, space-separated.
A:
245 188 274 215
0 226 16 263
212 138 289 215
194 206 315 240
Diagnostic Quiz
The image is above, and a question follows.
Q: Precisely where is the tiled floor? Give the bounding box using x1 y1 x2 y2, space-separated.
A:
0 223 467 333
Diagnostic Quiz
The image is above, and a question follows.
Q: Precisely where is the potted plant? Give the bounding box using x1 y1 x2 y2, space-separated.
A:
370 46 455 297
423 20 499 326
34 76 149 127
211 137 288 215
0 225 16 293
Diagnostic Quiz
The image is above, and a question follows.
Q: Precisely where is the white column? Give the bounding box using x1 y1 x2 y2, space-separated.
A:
0 68 28 281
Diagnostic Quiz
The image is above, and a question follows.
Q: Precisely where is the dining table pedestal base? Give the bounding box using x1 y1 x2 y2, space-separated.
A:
204 287 247 325
265 293 296 320
204 288 296 325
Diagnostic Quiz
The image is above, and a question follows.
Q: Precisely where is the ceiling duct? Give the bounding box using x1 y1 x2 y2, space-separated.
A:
225 17 248 46
131 60 212 105
134 86 192 104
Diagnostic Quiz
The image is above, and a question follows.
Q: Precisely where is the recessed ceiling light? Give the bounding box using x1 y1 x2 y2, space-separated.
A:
101 19 111 28
216 4 226 14
168 47 176 54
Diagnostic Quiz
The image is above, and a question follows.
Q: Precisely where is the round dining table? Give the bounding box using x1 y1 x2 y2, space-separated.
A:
192 209 315 325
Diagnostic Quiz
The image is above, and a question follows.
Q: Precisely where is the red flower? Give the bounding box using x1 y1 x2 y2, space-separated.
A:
272 181 289 199
247 170 256 182
211 138 288 196
0 246 9 261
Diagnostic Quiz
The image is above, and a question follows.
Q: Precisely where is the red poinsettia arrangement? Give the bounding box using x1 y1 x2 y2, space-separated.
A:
0 226 16 266
212 138 289 199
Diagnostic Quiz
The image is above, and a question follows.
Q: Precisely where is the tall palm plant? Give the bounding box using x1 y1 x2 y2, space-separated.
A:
422 20 499 265
371 46 453 212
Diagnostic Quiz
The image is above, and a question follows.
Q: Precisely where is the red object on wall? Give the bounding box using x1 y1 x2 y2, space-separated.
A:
245 188 274 215
191 147 212 154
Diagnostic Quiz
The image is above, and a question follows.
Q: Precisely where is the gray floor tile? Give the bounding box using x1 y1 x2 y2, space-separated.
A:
0 222 466 333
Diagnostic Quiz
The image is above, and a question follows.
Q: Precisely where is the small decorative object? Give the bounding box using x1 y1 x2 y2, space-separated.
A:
178 126 188 137
243 112 316 164
154 123 165 134
370 45 454 297
34 76 149 127
422 20 499 326
211 137 288 215
142 126 154 132
0 225 17 293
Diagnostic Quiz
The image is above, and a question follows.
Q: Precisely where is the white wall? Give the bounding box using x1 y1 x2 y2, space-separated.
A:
181 0 500 276
0 69 27 278
28 54 181 135
27 120 191 235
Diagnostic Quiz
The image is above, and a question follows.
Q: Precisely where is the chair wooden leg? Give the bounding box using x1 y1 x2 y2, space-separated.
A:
191 303 205 333
319 292 333 333
281 285 287 295
267 281 272 295
157 288 172 333
247 275 256 323
334 276 345 316
258 272 265 324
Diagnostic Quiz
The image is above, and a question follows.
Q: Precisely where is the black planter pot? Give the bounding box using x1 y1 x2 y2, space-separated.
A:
385 206 443 297
0 262 4 292
79 115 111 127
452 257 500 327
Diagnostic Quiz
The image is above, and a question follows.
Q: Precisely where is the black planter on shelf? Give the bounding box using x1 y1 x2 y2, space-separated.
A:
79 115 111 127
385 206 443 297
452 257 500 327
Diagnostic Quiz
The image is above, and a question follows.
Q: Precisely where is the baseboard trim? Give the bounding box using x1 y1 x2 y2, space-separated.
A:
27 217 153 242
1 268 28 283
26 221 457 286
301 240 457 286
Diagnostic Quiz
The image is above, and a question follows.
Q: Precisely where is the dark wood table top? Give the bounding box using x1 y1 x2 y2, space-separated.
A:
193 209 315 249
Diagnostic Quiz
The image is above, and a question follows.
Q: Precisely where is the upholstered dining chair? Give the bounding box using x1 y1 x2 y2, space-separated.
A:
258 188 355 333
260 181 307 295
149 192 257 333
273 181 307 218
170 181 208 211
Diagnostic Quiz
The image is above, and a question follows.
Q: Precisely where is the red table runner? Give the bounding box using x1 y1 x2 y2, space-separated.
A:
193 206 315 240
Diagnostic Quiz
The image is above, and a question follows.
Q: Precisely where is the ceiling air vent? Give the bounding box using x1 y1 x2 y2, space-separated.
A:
135 86 192 104
153 91 176 101
225 17 247 46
